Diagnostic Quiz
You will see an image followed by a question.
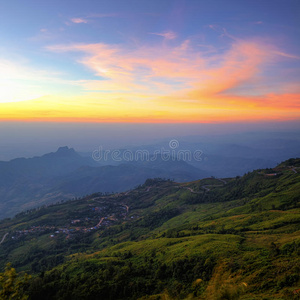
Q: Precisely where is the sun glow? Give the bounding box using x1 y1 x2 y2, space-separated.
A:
0 1 299 123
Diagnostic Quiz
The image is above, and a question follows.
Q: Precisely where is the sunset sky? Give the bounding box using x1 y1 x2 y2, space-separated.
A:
0 0 299 123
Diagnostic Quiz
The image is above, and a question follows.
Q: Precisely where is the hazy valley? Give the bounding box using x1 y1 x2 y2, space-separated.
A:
1 131 299 220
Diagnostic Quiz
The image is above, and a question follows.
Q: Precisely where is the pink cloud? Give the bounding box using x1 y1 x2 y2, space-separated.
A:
46 39 270 96
71 18 88 24
46 37 300 118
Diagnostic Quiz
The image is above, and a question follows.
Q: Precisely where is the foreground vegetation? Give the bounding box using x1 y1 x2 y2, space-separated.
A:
0 159 299 299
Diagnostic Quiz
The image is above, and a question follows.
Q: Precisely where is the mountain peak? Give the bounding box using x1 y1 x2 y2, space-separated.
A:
56 146 75 153
51 146 78 158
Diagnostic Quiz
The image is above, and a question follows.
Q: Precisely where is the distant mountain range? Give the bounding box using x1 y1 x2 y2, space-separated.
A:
83 132 300 177
1 132 300 220
0 147 208 219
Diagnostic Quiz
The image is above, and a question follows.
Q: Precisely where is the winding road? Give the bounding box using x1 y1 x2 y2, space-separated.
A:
0 233 8 245
291 167 298 174
183 179 226 194
96 217 105 227
216 178 227 184
186 187 202 194
123 204 129 213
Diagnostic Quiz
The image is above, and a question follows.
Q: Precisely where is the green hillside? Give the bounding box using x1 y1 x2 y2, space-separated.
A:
0 159 299 299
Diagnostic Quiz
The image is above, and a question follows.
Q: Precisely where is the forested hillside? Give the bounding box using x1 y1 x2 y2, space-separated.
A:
0 159 299 299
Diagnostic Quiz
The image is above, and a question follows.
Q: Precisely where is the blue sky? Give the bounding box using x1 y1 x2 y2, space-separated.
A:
0 0 299 122
0 0 299 158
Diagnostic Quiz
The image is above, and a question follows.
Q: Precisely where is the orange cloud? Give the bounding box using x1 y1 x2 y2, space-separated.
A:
46 40 208 94
1 37 299 123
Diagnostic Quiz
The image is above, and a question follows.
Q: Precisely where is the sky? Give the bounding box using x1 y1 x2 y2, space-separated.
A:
0 0 299 124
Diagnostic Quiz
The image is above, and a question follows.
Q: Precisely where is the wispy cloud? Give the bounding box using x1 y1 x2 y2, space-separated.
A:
70 18 88 24
46 40 206 94
18 36 300 122
29 28 57 41
149 31 177 40
46 38 270 97
68 13 117 25
208 25 239 41
273 51 300 60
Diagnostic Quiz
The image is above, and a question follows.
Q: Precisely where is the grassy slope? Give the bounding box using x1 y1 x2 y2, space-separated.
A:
0 159 299 299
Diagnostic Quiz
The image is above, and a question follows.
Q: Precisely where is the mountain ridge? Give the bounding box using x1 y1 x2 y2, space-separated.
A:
0 158 299 299
0 147 208 219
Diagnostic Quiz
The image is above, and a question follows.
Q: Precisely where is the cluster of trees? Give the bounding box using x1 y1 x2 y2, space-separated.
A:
26 253 215 300
0 264 30 299
20 235 300 299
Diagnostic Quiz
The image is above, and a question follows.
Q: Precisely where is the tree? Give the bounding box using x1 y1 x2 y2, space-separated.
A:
0 263 31 300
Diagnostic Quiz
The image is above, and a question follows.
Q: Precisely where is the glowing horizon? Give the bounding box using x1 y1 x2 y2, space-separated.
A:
0 0 299 123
